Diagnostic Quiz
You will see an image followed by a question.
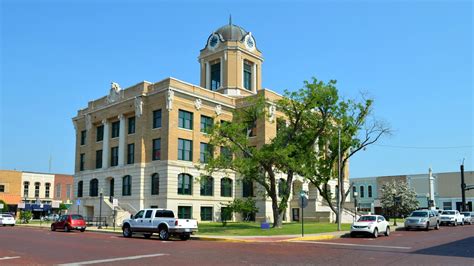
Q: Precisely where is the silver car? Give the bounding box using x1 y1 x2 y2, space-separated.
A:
460 212 473 225
405 210 440 230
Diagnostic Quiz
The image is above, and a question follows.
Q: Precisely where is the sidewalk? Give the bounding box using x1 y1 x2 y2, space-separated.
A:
15 222 405 243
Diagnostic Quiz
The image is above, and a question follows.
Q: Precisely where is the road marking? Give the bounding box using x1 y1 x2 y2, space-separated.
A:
0 256 21 261
294 241 412 250
59 253 168 265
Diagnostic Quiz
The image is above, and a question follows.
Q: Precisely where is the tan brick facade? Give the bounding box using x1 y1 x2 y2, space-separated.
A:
72 22 350 224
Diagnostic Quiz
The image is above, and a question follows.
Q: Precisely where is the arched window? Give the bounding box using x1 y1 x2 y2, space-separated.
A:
278 178 286 198
151 173 159 195
360 185 365 198
368 185 373 198
221 178 232 197
77 181 83 197
122 175 132 196
178 174 192 195
90 179 98 197
242 180 254 197
200 176 213 196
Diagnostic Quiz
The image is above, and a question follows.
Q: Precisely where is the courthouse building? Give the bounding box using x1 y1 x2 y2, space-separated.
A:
72 21 349 224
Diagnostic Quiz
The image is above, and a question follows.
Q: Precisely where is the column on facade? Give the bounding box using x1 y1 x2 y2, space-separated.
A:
219 56 223 89
252 63 257 92
102 119 110 169
118 114 126 166
205 62 210 89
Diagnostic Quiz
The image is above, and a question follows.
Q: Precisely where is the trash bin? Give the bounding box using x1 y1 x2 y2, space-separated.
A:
261 222 270 229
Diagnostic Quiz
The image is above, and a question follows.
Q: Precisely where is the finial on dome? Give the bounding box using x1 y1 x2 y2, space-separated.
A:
229 14 232 26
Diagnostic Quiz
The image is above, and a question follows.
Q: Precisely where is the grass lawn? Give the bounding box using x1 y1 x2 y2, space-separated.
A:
198 222 351 236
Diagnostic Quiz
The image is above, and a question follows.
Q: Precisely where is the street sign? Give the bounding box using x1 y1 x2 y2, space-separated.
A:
76 199 81 206
113 199 118 207
299 191 308 208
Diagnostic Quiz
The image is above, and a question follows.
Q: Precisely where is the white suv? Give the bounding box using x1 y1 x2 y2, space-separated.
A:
0 213 16 226
440 210 464 226
350 215 390 238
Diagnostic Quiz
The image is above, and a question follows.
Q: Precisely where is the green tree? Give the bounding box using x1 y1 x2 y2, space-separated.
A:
223 198 259 222
204 79 339 228
59 203 69 212
380 180 419 223
0 200 9 213
20 210 32 224
292 84 391 223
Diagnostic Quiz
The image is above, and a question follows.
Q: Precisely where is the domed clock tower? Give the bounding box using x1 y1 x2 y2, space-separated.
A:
198 19 263 97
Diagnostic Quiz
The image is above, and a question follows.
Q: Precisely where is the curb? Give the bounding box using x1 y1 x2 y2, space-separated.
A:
192 236 253 243
284 235 336 242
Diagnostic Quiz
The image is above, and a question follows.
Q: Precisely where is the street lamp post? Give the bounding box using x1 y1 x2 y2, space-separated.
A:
425 193 430 209
98 188 103 229
353 191 358 222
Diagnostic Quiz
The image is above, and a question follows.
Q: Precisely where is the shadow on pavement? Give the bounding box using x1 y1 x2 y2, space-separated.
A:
412 236 474 259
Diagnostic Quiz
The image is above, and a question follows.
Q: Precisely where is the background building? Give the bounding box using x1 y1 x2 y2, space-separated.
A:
72 21 351 225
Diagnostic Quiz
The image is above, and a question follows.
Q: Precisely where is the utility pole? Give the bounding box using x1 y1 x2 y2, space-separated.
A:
461 159 466 212
337 128 341 231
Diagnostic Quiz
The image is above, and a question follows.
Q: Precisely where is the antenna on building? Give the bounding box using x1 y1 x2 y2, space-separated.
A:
48 154 52 172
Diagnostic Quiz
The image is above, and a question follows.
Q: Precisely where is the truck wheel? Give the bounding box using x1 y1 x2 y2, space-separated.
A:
180 234 190 241
159 228 169 240
122 224 133 238
143 233 152 239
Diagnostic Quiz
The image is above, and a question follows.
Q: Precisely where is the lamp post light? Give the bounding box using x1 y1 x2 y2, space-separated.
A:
98 188 103 229
353 191 358 222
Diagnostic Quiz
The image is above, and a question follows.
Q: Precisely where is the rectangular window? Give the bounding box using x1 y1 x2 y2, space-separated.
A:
0 185 4 193
77 181 83 198
66 184 71 199
152 139 161 161
179 110 193 130
178 139 193 161
45 183 50 198
247 120 257 137
56 184 61 198
23 182 29 197
200 142 213 163
153 109 162 128
178 206 192 219
211 62 221 91
200 115 213 133
242 180 254 197
96 150 103 169
201 207 213 221
243 62 252 90
80 130 86 145
111 121 120 138
178 174 192 195
111 147 118 166
127 143 135 164
220 146 232 161
80 153 85 171
96 125 104 142
128 116 135 134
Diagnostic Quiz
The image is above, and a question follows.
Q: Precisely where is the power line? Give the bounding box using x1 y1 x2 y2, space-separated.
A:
373 144 473 150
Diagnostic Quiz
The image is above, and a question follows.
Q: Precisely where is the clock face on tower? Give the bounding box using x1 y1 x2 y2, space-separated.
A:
244 34 255 51
208 34 219 49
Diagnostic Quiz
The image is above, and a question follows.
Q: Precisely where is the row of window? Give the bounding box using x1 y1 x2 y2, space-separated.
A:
77 174 255 198
352 185 373 198
22 182 71 199
81 117 136 146
208 61 253 91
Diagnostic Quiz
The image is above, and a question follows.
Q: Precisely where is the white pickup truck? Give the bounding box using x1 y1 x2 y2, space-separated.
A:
440 210 464 226
122 208 198 240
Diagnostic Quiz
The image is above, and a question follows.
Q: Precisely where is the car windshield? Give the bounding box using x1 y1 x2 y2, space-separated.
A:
442 211 455 215
358 216 376 222
71 215 84 220
410 211 428 217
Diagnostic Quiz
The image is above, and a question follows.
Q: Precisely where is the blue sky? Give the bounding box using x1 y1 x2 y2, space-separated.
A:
1 0 472 177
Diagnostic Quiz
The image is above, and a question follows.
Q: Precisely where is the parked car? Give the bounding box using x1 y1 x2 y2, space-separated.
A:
0 213 16 226
51 214 86 232
42 214 59 221
440 210 464 226
460 212 473 225
404 210 440 230
122 208 198 240
350 215 390 238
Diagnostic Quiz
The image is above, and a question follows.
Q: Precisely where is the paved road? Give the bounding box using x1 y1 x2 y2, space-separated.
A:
0 225 473 265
